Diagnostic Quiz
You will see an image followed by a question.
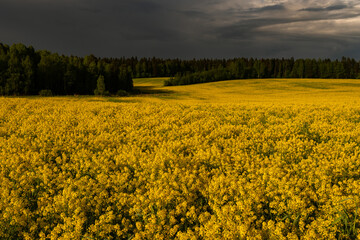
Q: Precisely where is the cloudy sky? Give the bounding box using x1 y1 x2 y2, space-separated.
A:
1 0 360 59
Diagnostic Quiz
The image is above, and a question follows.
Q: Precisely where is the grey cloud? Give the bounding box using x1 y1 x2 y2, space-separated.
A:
300 4 349 12
213 18 289 40
249 4 286 12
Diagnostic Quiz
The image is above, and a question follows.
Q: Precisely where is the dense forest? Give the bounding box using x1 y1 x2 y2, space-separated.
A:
164 58 360 86
1 42 360 95
0 43 133 96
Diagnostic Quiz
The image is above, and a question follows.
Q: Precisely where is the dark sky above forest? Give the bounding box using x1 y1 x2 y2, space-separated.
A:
1 0 360 59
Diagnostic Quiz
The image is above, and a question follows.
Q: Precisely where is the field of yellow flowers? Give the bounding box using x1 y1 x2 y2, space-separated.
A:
1 79 360 239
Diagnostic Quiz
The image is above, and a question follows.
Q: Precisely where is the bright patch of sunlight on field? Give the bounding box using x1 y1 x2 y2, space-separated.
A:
132 78 360 105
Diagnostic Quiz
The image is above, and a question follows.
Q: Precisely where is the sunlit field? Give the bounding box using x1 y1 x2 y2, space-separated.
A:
1 78 360 239
132 77 360 105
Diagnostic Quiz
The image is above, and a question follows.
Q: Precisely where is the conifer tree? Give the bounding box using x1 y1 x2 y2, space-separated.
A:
94 75 108 96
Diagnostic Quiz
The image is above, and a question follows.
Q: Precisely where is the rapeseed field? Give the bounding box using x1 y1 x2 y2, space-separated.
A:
1 78 360 239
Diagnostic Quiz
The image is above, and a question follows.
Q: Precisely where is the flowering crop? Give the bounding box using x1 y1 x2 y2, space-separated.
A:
0 97 359 239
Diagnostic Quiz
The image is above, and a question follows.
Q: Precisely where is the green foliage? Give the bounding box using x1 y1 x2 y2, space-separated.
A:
0 43 133 96
332 198 359 239
38 89 53 96
94 75 109 96
118 65 133 91
4 43 36 95
165 58 360 86
116 89 129 96
164 68 232 86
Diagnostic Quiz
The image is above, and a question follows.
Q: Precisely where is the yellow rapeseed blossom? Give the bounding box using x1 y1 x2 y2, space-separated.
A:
0 97 359 239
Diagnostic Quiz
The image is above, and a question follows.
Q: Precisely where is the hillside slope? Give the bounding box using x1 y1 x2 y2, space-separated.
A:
132 78 360 105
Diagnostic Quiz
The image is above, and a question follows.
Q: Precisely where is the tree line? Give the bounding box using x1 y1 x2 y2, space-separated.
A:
0 43 133 96
1 42 360 95
164 58 360 86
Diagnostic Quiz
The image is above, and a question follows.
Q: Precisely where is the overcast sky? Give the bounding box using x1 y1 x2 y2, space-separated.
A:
1 0 360 59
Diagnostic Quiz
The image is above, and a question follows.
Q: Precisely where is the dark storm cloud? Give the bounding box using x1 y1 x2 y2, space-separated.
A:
1 0 360 59
249 4 286 12
300 4 349 12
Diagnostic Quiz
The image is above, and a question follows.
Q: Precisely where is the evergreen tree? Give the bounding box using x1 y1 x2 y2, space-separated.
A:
63 62 77 94
22 56 35 94
94 75 108 96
